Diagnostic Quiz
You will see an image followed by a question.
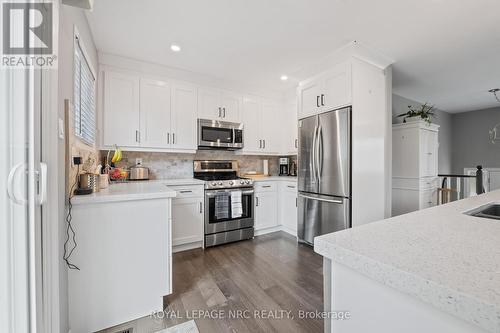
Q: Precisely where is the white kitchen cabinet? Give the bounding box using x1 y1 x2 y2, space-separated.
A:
255 185 278 231
170 185 204 251
140 79 171 148
102 70 197 152
297 61 352 119
170 83 197 150
282 99 298 154
197 88 241 122
279 182 298 235
103 71 140 147
392 121 440 216
241 97 281 154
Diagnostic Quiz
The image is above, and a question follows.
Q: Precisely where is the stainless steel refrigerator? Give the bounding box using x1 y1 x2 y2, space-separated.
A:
298 107 351 245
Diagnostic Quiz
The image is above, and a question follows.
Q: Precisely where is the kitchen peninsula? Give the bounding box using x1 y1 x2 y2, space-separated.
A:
315 191 500 333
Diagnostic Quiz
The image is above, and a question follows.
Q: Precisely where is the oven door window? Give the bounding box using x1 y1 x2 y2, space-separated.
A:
208 192 252 223
201 126 233 144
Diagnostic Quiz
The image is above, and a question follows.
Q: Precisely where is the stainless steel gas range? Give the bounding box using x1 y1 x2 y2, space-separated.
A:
193 160 254 247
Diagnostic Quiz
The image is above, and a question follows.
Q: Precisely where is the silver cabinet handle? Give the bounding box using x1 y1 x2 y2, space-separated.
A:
287 185 296 189
321 94 325 106
223 107 226 118
316 95 320 107
256 196 259 206
295 139 298 148
262 185 271 188
263 139 266 149
172 133 175 144
299 193 343 204
218 107 221 118
259 139 262 148
179 190 192 193
296 197 297 207
136 130 140 143
167 132 170 144
199 202 203 214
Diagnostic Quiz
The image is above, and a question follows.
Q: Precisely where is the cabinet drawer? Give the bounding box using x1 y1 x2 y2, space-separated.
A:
420 189 437 209
168 185 204 198
420 177 439 190
281 181 298 192
255 181 277 192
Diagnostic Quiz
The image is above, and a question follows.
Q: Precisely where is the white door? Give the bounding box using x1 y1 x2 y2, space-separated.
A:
242 97 262 153
103 71 140 147
172 198 204 246
1 64 45 332
261 102 280 153
197 88 221 120
298 80 321 119
220 91 241 122
255 191 278 230
171 83 197 150
140 79 171 148
322 62 352 111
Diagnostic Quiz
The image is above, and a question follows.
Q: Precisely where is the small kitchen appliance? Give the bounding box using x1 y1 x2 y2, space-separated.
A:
129 162 150 180
197 119 244 150
279 157 289 176
193 160 254 247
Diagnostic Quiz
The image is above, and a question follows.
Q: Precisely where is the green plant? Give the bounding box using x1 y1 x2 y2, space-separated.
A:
397 103 435 124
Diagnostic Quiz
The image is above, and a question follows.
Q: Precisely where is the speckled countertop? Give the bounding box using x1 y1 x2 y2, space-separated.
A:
314 190 500 333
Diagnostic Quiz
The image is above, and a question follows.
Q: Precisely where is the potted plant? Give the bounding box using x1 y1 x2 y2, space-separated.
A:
397 103 435 124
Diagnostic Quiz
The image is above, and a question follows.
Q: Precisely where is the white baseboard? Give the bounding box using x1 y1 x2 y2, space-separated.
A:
172 241 203 253
254 225 297 237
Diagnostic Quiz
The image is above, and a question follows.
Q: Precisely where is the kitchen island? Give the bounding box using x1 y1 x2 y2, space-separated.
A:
315 190 500 333
68 182 176 333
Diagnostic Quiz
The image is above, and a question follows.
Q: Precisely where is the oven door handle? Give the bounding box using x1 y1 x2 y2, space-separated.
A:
206 189 254 197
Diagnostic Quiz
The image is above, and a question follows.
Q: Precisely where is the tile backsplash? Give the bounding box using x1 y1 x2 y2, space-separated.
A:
102 150 293 180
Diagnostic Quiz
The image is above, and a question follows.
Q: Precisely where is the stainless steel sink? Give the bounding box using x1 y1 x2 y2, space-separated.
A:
466 203 500 220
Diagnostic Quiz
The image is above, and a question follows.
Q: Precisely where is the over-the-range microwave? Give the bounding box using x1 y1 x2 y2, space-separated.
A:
197 119 244 150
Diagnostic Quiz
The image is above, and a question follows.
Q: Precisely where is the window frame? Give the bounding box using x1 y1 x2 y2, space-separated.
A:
73 26 97 146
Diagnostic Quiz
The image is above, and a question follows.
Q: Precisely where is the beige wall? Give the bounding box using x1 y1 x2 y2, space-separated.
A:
58 4 98 332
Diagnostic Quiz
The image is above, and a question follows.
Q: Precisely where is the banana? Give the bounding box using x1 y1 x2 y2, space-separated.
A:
111 149 118 163
117 148 122 162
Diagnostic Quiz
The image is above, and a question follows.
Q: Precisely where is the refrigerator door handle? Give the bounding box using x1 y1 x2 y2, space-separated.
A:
299 193 344 204
317 125 323 183
311 123 318 183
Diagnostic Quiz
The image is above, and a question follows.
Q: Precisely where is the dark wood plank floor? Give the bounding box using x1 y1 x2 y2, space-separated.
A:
100 231 323 333
163 231 324 333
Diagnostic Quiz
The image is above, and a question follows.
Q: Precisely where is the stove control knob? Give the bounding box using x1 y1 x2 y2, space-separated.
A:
240 180 245 184
211 182 217 186
218 181 223 186
245 180 250 184
229 181 234 185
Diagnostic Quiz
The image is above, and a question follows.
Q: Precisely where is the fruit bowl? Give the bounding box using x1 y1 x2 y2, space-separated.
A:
109 168 129 182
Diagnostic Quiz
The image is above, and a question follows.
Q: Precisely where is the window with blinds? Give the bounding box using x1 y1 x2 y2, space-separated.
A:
74 36 96 145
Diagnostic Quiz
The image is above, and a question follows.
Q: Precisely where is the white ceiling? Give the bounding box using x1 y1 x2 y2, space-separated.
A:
85 0 500 113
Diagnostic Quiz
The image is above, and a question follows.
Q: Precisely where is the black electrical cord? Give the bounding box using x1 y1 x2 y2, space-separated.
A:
64 165 80 270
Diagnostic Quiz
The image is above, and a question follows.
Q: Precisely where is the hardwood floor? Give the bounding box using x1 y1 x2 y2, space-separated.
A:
100 231 324 333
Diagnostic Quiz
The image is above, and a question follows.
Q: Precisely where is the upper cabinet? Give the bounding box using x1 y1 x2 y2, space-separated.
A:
241 97 281 154
102 70 197 152
103 71 140 147
297 61 352 119
198 88 241 122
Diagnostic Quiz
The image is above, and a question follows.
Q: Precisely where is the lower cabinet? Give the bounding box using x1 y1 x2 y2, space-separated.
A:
255 188 278 231
170 185 204 251
279 182 298 235
392 177 438 216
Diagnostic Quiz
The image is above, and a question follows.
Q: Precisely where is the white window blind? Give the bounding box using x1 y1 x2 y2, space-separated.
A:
74 36 96 145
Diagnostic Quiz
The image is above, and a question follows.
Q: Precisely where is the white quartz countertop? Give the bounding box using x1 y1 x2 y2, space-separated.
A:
314 190 500 333
148 178 206 186
71 182 177 205
251 176 298 182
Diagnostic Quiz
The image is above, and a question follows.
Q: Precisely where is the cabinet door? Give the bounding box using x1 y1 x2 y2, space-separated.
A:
280 185 298 233
140 79 171 148
172 197 204 246
198 88 221 120
220 91 241 122
420 130 438 177
298 80 321 119
242 96 262 153
420 188 437 209
103 71 140 147
321 62 352 111
261 102 280 153
255 191 278 230
171 83 197 150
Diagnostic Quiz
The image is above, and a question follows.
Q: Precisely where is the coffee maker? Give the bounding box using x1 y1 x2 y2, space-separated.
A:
279 157 289 176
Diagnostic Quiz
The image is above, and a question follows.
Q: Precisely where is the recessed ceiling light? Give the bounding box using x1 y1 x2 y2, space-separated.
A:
170 44 181 52
280 75 288 81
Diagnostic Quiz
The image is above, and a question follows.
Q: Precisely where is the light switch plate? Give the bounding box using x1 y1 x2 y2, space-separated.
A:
58 118 65 139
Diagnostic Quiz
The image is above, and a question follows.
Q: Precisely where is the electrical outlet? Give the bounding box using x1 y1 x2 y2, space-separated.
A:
135 158 143 165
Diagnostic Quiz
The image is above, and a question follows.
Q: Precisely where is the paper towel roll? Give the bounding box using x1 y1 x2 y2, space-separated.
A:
263 160 269 176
